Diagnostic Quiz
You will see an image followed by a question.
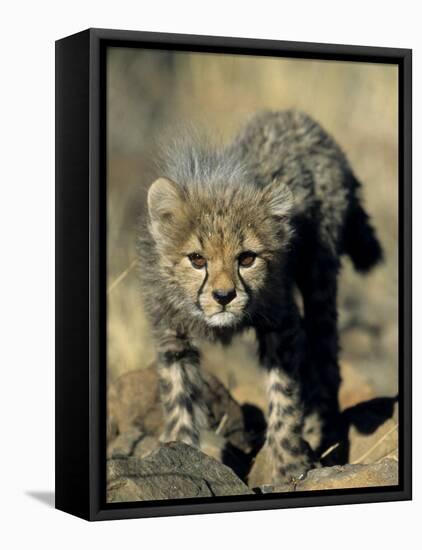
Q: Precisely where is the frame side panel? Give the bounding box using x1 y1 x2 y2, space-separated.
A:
401 49 412 499
55 30 91 520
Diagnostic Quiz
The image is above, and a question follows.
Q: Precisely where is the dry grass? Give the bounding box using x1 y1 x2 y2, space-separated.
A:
352 424 399 465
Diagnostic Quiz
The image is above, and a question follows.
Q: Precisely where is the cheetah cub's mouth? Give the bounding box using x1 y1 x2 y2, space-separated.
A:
206 310 238 327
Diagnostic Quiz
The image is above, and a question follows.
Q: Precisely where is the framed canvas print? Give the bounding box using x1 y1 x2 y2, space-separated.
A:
55 28 412 521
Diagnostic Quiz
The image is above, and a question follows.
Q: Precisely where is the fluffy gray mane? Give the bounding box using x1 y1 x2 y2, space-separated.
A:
155 130 252 191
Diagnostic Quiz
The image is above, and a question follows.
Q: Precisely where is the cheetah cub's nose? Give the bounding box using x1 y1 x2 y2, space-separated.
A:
212 288 237 306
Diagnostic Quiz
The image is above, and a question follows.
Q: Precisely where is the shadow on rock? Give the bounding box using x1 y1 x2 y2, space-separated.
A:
342 395 398 435
320 396 398 467
221 403 267 480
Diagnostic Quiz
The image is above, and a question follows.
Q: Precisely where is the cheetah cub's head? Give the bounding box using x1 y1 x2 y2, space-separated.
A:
147 173 294 328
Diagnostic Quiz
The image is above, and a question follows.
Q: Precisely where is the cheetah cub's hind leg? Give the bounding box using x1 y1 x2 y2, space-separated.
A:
296 239 345 464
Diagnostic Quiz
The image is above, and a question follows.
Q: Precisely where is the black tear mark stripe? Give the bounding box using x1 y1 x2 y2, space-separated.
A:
195 267 208 311
237 268 252 300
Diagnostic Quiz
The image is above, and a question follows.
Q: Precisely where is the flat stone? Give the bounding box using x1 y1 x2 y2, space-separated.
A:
296 459 398 491
107 442 253 502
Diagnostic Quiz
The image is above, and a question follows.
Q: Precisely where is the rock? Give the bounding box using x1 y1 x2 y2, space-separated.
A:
247 445 273 488
107 364 251 461
107 442 253 502
107 366 161 437
249 458 398 493
296 459 398 491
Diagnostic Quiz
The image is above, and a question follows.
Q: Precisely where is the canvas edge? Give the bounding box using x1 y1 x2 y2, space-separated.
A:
55 28 412 522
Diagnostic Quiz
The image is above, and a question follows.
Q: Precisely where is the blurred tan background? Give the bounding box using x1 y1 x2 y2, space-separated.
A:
106 47 398 405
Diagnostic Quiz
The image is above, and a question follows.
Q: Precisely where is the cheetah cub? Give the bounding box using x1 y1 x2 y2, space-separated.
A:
137 110 382 484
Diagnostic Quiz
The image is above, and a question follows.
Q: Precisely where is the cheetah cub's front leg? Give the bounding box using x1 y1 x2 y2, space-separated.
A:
260 330 316 484
156 330 208 447
266 368 313 483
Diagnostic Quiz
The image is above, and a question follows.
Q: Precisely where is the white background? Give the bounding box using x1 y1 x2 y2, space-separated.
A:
0 1 419 548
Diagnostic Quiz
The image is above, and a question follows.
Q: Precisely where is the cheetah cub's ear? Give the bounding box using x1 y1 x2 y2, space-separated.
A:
147 177 186 244
262 179 295 220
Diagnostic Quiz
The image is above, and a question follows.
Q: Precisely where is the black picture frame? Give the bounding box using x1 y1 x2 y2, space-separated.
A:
55 28 412 521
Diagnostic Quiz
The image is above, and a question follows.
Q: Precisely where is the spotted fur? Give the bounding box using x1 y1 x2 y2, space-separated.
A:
137 110 382 483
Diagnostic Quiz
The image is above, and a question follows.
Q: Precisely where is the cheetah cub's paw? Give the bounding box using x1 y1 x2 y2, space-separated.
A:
272 453 320 486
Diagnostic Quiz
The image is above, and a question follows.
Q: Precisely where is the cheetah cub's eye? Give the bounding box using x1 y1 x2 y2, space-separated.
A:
188 253 207 269
238 251 257 268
